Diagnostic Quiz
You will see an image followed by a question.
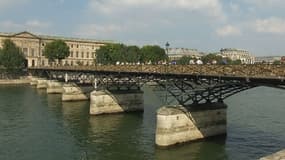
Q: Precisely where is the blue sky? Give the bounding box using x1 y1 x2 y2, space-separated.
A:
0 0 285 56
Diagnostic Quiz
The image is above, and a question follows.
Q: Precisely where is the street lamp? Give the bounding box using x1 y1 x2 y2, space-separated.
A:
164 42 170 104
165 42 170 64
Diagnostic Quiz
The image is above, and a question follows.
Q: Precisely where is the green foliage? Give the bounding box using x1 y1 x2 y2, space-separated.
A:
201 53 242 65
201 53 223 64
231 59 242 65
126 45 140 63
43 40 70 63
140 45 167 64
96 44 125 65
0 39 25 71
96 44 166 65
177 56 197 65
273 60 281 65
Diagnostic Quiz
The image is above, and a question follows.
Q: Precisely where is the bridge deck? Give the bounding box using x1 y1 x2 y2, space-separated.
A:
29 65 285 84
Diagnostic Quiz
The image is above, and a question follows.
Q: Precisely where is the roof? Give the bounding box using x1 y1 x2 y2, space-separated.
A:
0 31 115 44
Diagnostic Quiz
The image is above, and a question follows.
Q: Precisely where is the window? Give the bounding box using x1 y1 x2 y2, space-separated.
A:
71 44 73 48
31 48 35 57
42 43 45 47
76 51 79 58
70 51 73 58
77 44 79 48
87 52 89 58
81 52 84 58
22 48 28 56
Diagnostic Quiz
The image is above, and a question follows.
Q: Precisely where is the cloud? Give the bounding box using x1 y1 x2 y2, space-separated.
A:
216 25 241 37
25 20 51 28
246 0 285 8
229 2 240 13
0 20 52 32
253 17 285 34
75 24 122 37
88 0 225 19
0 0 30 10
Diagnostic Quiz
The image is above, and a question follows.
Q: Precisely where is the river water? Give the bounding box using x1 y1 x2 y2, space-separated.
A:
0 85 285 160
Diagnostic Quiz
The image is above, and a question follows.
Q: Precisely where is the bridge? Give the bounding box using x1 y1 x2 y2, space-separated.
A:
28 65 285 147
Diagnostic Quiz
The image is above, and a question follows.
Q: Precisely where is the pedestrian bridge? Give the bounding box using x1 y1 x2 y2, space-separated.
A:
28 65 285 147
29 64 285 105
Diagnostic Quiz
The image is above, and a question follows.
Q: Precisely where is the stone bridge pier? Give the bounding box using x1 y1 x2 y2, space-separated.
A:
155 103 227 147
89 89 144 115
46 80 64 94
36 78 48 89
62 83 94 101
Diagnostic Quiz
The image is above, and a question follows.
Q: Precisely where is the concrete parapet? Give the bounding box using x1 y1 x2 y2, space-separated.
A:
259 149 285 160
155 103 227 147
90 90 144 115
62 83 93 101
36 79 48 89
46 80 63 94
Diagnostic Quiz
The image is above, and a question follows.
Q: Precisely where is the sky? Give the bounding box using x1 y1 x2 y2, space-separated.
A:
0 0 285 56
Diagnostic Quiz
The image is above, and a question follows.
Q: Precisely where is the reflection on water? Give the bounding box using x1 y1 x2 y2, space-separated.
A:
0 85 285 160
155 136 227 160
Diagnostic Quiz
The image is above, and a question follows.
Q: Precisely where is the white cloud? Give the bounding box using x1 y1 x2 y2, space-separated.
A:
75 24 122 37
229 2 240 13
253 17 285 34
88 0 225 19
0 0 30 10
25 20 51 28
246 0 285 8
0 20 52 32
216 25 241 37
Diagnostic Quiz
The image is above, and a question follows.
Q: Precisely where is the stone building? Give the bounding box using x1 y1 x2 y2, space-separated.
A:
220 48 255 64
0 31 113 67
167 48 204 61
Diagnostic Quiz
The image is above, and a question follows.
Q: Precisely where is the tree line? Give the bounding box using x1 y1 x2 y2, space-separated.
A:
95 44 167 65
177 53 242 65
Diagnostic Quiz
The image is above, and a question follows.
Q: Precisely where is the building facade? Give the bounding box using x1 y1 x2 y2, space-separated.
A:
0 31 113 67
255 56 282 64
167 48 204 61
220 48 255 64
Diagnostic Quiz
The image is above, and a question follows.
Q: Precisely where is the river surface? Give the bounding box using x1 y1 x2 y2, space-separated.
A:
0 85 285 160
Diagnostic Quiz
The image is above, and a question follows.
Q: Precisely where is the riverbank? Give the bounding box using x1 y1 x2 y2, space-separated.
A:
0 77 30 85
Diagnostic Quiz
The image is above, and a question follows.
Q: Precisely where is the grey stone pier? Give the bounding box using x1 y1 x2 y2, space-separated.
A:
46 80 63 94
89 90 144 115
62 83 94 102
259 149 285 160
30 77 39 86
155 103 227 147
36 79 48 89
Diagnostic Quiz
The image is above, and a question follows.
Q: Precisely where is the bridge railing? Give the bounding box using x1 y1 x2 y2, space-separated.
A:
29 64 285 78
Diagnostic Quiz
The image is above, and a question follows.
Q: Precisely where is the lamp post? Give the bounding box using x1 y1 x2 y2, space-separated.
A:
165 42 170 104
165 42 170 64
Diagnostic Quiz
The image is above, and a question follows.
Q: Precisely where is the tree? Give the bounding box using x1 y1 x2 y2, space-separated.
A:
43 40 70 64
95 43 127 65
201 53 223 64
177 56 197 65
273 60 281 65
0 39 25 71
140 45 167 64
126 45 140 63
95 44 112 65
231 59 242 65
